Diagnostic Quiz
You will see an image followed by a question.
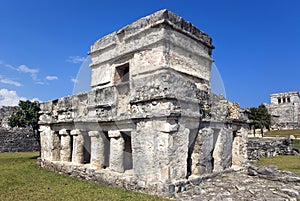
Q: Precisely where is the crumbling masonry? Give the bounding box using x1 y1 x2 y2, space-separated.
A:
39 10 248 197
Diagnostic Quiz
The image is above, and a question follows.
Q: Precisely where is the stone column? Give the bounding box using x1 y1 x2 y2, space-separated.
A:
193 127 214 175
108 130 125 173
232 127 248 169
88 131 105 168
39 125 50 160
71 129 84 164
213 127 233 172
59 129 71 162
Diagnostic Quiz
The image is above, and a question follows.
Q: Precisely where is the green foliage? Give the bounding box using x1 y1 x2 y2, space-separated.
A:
293 140 300 151
8 100 40 144
249 104 271 136
265 129 300 138
0 152 169 201
8 100 40 130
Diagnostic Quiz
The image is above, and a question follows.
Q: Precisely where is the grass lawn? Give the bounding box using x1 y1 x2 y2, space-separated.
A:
264 129 300 138
293 139 300 150
257 128 300 175
257 155 300 175
0 152 169 201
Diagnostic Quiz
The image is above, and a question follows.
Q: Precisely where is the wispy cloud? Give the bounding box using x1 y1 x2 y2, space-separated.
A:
35 81 46 85
46 75 58 81
30 97 41 102
0 88 26 106
71 78 78 83
18 65 39 80
66 56 86 64
4 63 17 70
2 60 40 80
0 78 22 87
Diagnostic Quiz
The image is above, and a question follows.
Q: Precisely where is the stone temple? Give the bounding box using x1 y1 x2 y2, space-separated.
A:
269 91 300 129
38 10 248 197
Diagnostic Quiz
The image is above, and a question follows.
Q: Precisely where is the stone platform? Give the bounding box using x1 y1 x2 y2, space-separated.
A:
175 165 300 201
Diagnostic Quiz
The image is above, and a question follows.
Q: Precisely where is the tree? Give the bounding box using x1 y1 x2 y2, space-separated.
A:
249 104 271 137
8 100 40 147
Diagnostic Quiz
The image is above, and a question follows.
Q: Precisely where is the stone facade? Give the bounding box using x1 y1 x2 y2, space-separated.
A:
269 91 300 129
38 10 248 197
0 106 40 152
0 127 40 153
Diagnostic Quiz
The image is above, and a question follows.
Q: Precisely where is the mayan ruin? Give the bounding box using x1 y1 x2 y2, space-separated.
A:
37 10 251 197
268 91 300 129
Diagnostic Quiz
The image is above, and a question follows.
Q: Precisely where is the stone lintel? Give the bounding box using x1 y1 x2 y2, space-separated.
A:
59 129 69 136
88 131 100 137
108 130 121 138
70 129 81 136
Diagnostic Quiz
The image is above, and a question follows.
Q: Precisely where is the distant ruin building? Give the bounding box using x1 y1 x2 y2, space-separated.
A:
38 10 248 197
269 91 300 129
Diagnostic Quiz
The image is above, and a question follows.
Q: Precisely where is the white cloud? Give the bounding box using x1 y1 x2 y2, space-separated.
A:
71 78 78 83
18 65 39 80
0 88 26 106
0 79 22 87
35 81 46 85
1 61 40 80
18 65 38 74
30 97 41 102
66 56 86 64
4 63 16 70
46 75 58 81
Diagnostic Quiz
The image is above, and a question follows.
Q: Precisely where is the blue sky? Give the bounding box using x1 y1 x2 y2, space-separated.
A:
0 0 299 107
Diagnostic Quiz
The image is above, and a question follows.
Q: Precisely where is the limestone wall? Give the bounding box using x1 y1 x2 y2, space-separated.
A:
0 127 39 152
247 138 295 161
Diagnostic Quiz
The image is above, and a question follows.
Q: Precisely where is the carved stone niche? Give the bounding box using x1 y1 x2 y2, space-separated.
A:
76 93 88 118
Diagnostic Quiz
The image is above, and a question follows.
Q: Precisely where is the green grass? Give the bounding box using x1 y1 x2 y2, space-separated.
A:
256 130 300 175
0 152 169 201
293 139 300 150
257 128 300 175
264 129 300 138
257 155 300 175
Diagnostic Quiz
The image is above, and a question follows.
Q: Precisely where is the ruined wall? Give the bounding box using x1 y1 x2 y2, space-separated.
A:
247 138 295 161
0 127 39 152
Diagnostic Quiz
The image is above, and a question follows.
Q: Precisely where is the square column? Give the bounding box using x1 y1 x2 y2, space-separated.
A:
88 131 106 168
213 128 233 172
232 127 248 168
59 129 71 162
108 131 125 173
71 129 84 164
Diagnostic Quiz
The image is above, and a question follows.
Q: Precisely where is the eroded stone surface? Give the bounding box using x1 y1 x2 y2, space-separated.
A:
248 138 296 161
175 168 300 201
